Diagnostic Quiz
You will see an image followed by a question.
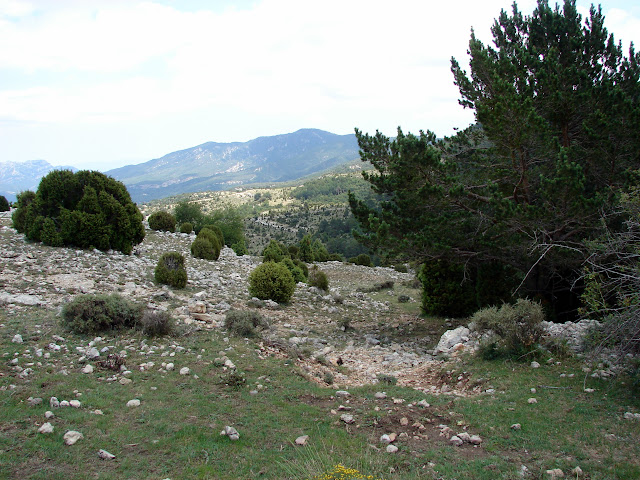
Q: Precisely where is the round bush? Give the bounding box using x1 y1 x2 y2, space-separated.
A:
201 225 224 246
61 294 141 334
180 222 193 234
0 195 9 212
308 267 329 291
224 309 269 337
193 229 221 260
231 238 248 256
280 257 306 283
349 253 373 267
248 262 296 304
191 236 217 260
262 239 286 263
148 211 176 232
154 252 188 288
11 171 144 254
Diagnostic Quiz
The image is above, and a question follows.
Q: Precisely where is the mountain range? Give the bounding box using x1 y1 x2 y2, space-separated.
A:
0 160 77 202
108 129 359 202
0 129 360 204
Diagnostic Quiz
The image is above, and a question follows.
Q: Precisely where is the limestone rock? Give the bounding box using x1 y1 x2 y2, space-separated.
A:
97 449 116 460
449 435 464 447
340 414 355 424
126 399 141 407
295 435 309 446
82 364 94 374
435 326 470 354
69 400 81 408
38 422 54 434
12 334 23 343
386 444 399 453
63 430 84 445
180 367 190 375
220 425 240 441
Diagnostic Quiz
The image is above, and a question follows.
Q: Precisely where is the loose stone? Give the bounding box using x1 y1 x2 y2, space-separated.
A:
63 430 84 445
126 399 141 407
38 423 54 434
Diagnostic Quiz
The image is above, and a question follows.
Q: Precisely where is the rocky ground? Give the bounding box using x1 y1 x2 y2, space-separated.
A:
0 223 481 396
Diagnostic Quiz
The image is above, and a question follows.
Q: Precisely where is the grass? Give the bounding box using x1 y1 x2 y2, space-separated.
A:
2 304 639 479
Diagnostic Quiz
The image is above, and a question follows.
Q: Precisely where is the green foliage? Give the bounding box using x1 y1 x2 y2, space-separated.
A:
194 228 222 260
262 239 287 262
154 252 188 288
349 254 373 267
0 195 9 212
224 309 270 337
312 238 330 262
298 234 314 262
248 262 296 303
280 257 307 283
61 293 142 334
180 222 193 234
11 191 36 233
190 237 218 261
419 261 476 318
11 171 144 254
148 211 176 232
231 238 248 256
308 266 329 291
472 299 545 358
349 1 640 321
205 207 245 246
138 310 174 337
201 224 224 245
174 201 203 228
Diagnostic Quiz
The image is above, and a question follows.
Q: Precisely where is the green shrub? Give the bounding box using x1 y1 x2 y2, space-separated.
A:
294 259 309 279
138 310 174 337
312 238 330 262
262 239 287 262
224 309 270 337
41 217 63 247
328 253 344 262
11 170 144 254
194 228 221 260
349 253 373 267
280 257 307 283
11 191 36 233
248 262 296 303
376 373 398 385
154 252 188 288
308 266 329 291
201 224 224 246
148 211 176 232
179 222 193 234
298 234 314 262
472 299 545 358
191 237 218 260
394 264 408 273
61 293 142 334
231 238 248 256
419 260 476 317
0 195 9 212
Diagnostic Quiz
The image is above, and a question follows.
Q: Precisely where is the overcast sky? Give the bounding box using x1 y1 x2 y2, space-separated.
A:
1 0 639 171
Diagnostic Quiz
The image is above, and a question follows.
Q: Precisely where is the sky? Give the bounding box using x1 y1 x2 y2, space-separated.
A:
1 0 639 171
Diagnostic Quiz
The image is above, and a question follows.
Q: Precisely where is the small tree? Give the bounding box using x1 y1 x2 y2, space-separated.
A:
11 170 144 254
248 262 295 303
0 195 9 212
148 211 176 232
155 252 188 288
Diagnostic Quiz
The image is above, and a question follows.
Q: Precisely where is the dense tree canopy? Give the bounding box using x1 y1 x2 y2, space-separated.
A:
349 0 640 318
12 170 144 254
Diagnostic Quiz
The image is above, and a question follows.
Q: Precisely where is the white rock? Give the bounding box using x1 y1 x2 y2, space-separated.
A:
450 435 464 447
69 400 81 408
82 364 94 374
374 392 387 399
457 432 471 443
38 422 54 434
528 398 538 404
295 435 309 446
221 425 240 440
380 434 393 444
63 430 84 445
436 326 470 354
179 367 190 375
165 363 175 371
97 449 116 460
623 412 640 420
545 468 565 478
86 347 100 359
224 359 236 369
126 399 141 407
469 435 482 445
340 414 355 424
59 400 70 407
531 361 541 368
335 390 350 397
12 334 23 343
386 444 399 453
417 400 431 408
511 423 522 430
571 466 583 477
45 411 55 419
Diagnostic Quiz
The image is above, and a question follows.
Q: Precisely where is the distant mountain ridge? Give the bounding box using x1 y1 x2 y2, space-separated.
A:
0 160 77 202
107 129 360 202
